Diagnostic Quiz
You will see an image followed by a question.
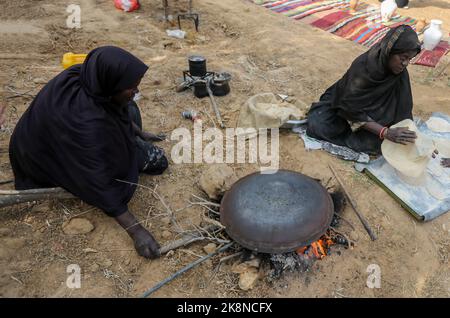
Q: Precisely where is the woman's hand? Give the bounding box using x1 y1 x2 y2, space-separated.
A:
115 211 161 259
384 127 417 145
131 228 161 259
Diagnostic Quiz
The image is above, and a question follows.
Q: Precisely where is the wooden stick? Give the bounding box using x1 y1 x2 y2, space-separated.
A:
0 187 68 195
328 164 377 241
159 235 204 255
219 251 243 263
141 242 234 298
191 194 221 207
159 224 221 255
0 187 75 208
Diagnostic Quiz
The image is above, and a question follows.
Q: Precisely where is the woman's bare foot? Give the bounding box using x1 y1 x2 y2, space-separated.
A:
115 211 161 259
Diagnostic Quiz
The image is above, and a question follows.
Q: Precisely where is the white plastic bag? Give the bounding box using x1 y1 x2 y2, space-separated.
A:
166 29 186 39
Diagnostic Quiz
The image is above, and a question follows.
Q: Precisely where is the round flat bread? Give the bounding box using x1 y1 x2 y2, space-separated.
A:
433 138 450 157
381 119 435 178
426 117 450 133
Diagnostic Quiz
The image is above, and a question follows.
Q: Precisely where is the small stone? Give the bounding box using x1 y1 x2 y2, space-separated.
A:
83 248 98 254
150 55 167 62
231 262 249 274
33 77 47 84
0 228 12 238
62 218 95 235
238 268 259 291
203 243 217 254
199 164 238 200
231 258 261 274
245 258 261 269
161 230 172 240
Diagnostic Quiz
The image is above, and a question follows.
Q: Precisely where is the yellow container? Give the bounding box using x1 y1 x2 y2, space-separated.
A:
62 53 87 69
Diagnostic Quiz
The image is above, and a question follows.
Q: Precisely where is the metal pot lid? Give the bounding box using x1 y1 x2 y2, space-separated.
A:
220 170 334 254
213 72 232 82
188 55 206 62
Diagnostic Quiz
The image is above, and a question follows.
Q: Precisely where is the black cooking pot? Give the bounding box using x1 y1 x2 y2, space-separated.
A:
193 81 209 98
211 72 231 96
220 170 334 253
188 55 207 77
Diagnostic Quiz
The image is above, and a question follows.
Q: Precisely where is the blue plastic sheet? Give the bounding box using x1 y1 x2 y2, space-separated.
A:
356 113 450 221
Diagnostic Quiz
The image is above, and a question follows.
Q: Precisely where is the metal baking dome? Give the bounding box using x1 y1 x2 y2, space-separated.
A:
220 170 334 253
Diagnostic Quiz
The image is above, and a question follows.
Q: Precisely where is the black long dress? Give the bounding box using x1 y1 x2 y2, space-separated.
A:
9 46 165 217
307 25 421 155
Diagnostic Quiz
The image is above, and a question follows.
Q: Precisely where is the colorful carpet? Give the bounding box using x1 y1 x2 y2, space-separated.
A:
252 0 448 67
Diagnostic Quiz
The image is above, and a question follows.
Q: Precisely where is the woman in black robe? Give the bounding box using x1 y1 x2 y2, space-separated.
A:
9 46 167 259
307 25 422 155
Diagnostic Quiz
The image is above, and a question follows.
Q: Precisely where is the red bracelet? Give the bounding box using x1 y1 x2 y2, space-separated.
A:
379 127 388 140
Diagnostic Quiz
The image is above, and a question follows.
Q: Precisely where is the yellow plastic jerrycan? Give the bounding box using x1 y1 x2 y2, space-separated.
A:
62 53 88 69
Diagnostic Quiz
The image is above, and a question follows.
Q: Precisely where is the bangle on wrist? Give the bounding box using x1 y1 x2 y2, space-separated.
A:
379 127 388 140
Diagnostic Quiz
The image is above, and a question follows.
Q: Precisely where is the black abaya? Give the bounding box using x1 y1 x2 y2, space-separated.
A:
307 25 421 154
9 46 151 217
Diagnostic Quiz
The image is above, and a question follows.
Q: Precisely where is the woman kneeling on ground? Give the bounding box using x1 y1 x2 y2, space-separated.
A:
9 46 167 259
307 25 422 155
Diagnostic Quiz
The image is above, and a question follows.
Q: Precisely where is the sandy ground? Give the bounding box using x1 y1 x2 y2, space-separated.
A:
0 0 449 298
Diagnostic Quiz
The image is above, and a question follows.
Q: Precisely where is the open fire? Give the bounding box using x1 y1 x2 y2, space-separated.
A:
296 228 350 260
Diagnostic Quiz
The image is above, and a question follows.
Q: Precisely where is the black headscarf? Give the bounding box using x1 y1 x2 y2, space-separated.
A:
9 46 148 217
329 25 421 126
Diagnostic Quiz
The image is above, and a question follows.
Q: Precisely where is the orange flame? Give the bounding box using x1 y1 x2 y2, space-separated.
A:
296 235 335 260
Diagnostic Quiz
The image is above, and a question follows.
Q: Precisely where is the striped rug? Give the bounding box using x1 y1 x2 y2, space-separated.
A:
252 0 448 67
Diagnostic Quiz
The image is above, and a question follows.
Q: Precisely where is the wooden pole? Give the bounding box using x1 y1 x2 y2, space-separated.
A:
328 164 377 241
0 187 75 208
